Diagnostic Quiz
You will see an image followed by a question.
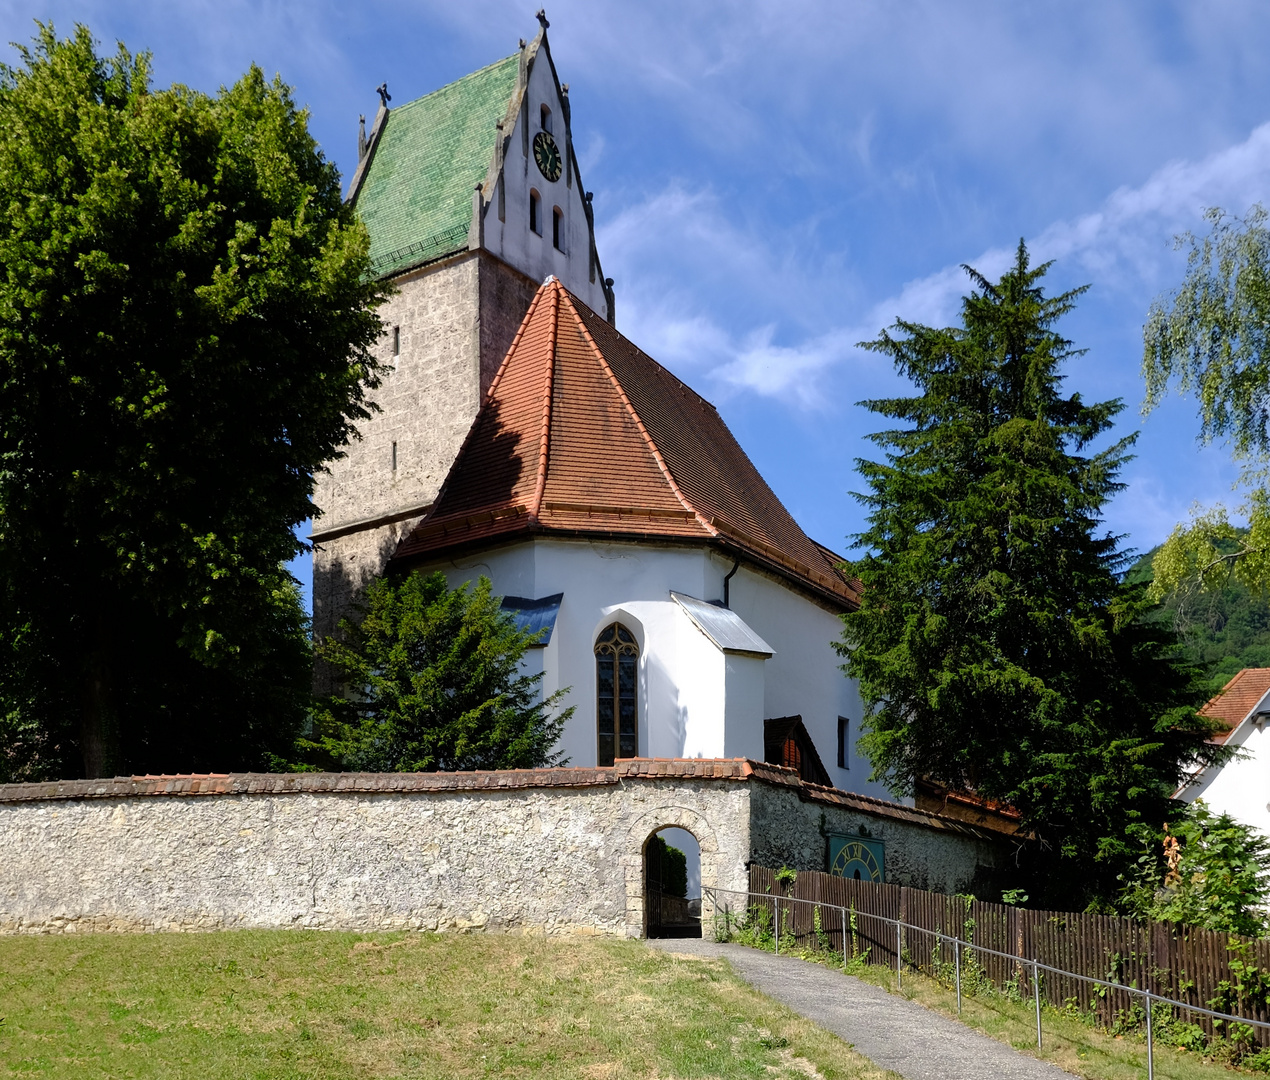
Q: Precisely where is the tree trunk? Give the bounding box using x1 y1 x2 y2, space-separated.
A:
78 615 119 778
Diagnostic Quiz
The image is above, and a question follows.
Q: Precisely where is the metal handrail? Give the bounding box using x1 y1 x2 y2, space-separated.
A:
703 884 1270 1080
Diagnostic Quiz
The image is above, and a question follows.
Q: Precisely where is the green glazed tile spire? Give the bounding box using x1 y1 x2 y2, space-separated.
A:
356 54 519 279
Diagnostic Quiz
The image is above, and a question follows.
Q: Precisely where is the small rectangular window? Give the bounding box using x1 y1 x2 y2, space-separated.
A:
529 190 540 235
552 207 563 251
391 441 397 472
392 326 400 356
837 716 849 769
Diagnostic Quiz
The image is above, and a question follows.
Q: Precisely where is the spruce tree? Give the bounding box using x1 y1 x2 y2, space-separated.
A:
841 242 1224 904
309 572 572 772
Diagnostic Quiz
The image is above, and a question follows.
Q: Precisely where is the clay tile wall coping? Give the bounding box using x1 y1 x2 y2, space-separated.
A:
0 758 1010 840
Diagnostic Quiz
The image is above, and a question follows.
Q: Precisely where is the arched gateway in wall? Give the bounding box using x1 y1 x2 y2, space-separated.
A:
622 806 719 938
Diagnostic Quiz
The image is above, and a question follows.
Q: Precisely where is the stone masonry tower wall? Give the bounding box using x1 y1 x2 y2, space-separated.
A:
311 252 538 662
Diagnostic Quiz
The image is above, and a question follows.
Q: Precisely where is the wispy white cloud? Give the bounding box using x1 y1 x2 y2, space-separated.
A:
1034 123 1270 277
607 120 1270 408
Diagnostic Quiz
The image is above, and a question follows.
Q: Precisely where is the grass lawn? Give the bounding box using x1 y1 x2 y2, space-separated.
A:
0 930 898 1079
750 940 1265 1080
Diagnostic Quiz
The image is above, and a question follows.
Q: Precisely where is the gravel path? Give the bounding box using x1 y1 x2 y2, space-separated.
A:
647 937 1076 1080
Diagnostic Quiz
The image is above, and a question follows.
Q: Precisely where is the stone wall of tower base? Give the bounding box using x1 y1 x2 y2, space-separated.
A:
310 250 543 653
0 762 1006 938
311 515 425 688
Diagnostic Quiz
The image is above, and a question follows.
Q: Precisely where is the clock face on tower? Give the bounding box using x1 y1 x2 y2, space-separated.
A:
533 131 563 182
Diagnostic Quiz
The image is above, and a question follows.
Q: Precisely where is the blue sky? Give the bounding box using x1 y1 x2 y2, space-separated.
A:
5 1 1269 607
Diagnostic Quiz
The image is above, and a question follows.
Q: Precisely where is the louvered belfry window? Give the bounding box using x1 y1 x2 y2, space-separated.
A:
595 623 638 765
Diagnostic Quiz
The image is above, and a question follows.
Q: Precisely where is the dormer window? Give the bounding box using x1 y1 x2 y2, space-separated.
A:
529 189 542 235
540 103 552 134
552 207 563 251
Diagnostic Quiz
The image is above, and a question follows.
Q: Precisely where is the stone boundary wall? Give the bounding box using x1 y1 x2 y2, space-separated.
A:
0 760 1006 937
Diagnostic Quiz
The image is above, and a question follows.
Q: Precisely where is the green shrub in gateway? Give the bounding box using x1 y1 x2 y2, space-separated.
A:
0 25 388 782
839 242 1226 908
647 834 689 899
307 572 573 772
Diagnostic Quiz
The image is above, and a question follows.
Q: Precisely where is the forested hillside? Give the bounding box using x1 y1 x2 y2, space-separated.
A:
1128 537 1270 698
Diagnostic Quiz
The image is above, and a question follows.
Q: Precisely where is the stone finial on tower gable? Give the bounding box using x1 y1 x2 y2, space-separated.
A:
536 8 550 30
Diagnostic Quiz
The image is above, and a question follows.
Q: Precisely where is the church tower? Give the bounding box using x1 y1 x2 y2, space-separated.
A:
312 13 612 660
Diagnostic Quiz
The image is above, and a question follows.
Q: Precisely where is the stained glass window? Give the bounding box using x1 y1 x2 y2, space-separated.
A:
595 623 638 766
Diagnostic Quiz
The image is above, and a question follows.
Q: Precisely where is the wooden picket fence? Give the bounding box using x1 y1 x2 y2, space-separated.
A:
726 865 1270 1044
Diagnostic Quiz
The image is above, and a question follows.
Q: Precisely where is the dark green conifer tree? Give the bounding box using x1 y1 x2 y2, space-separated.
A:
840 242 1224 904
308 572 571 773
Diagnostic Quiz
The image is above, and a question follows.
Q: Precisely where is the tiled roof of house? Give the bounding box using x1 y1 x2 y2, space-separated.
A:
391 279 859 607
353 54 520 278
914 779 1024 835
1200 667 1270 744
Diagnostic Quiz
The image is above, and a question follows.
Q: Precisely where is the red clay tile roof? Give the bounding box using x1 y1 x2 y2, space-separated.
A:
1200 668 1270 744
391 279 859 607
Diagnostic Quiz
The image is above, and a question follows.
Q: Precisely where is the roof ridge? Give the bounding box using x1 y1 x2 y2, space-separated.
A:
1201 666 1270 719
390 53 520 115
528 280 562 524
568 299 853 600
560 288 719 539
581 310 719 413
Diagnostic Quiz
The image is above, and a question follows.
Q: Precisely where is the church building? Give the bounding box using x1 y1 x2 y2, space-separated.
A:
312 14 894 802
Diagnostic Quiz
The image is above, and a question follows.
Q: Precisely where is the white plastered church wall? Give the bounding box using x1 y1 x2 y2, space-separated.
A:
424 537 898 803
433 539 730 766
667 599 727 759
483 43 607 315
725 560 893 801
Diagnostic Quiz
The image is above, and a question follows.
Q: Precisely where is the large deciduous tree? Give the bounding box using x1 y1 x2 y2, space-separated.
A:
840 242 1223 905
0 25 387 780
307 572 571 772
1143 205 1270 596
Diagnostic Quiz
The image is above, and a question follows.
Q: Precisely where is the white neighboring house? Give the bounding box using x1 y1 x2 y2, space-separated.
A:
1179 668 1270 836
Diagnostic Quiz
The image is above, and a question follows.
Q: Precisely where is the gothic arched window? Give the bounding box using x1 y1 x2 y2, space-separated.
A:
595 623 638 765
